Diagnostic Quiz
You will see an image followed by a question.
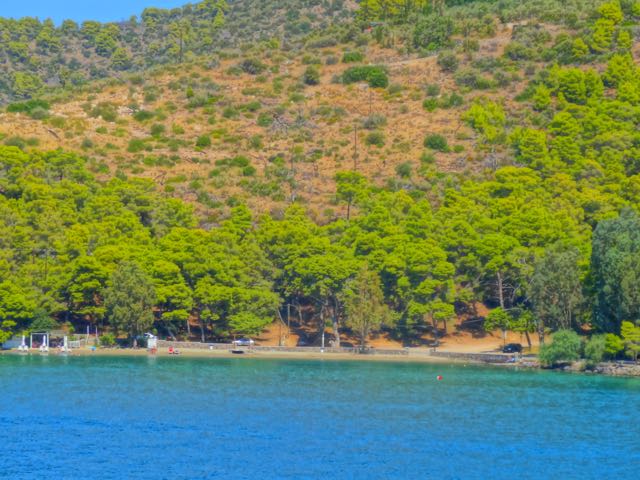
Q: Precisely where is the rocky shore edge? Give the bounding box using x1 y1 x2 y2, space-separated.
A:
562 361 640 377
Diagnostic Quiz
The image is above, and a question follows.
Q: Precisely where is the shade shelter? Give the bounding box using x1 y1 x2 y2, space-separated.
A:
30 330 66 349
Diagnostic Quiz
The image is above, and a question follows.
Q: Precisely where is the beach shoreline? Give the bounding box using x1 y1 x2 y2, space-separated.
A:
6 348 640 376
1 346 474 364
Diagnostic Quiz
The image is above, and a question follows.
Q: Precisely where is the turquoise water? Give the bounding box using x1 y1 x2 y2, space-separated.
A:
1 355 639 479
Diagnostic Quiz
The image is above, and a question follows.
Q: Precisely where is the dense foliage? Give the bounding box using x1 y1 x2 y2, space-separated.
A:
2 0 640 356
0 0 353 101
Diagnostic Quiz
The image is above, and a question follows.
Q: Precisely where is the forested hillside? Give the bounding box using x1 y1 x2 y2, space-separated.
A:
0 0 354 102
2 0 640 360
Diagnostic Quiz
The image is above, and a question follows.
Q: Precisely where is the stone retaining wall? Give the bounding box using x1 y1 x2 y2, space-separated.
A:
427 351 516 363
157 340 229 350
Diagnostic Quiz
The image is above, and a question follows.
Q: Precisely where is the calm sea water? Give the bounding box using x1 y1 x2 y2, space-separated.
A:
1 355 639 479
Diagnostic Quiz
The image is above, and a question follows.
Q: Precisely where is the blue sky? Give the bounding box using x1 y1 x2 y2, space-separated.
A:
2 0 189 24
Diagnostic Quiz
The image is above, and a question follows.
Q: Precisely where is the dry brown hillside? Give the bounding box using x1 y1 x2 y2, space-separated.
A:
0 22 534 220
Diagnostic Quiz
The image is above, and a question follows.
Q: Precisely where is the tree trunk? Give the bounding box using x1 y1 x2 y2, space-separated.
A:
524 330 532 349
360 326 368 352
200 318 206 343
295 300 303 325
537 326 545 346
318 304 325 344
332 297 341 348
332 317 341 347
186 318 191 337
430 314 439 349
497 272 505 309
166 324 177 341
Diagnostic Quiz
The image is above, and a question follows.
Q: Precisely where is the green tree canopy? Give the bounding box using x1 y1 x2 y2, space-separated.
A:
104 262 156 339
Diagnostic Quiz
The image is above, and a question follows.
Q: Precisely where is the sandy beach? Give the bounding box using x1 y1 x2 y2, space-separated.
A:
1 346 474 364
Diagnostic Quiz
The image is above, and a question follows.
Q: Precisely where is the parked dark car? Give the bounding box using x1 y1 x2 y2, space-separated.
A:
502 343 523 353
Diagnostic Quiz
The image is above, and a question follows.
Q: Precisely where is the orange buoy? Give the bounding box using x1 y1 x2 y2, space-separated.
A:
436 375 443 381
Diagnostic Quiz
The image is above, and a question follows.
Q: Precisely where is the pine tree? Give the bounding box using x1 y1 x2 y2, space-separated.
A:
343 265 394 349
104 262 156 340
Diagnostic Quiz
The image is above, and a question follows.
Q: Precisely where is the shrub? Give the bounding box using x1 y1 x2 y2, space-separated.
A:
455 69 495 89
301 55 321 65
127 139 146 153
584 335 606 366
223 106 239 119
144 91 158 103
365 131 385 147
306 36 338 48
243 101 262 113
440 92 464 109
437 51 459 72
230 156 250 168
289 92 305 103
424 134 449 152
196 135 212 148
425 84 440 97
91 102 118 122
420 152 436 164
462 38 480 54
387 83 403 95
367 69 389 88
239 58 266 75
362 114 387 130
504 42 535 61
150 124 166 137
257 112 273 127
342 66 389 88
342 51 364 63
29 107 49 120
8 99 49 119
538 330 582 367
413 15 454 50
4 136 26 149
133 110 154 122
187 95 210 109
604 333 624 359
100 333 117 347
49 117 66 128
81 138 94 149
396 162 412 178
242 165 257 176
423 98 438 112
249 135 263 149
303 66 320 86
7 99 50 115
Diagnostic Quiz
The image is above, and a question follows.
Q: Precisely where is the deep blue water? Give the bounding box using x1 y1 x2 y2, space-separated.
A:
1 355 639 479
